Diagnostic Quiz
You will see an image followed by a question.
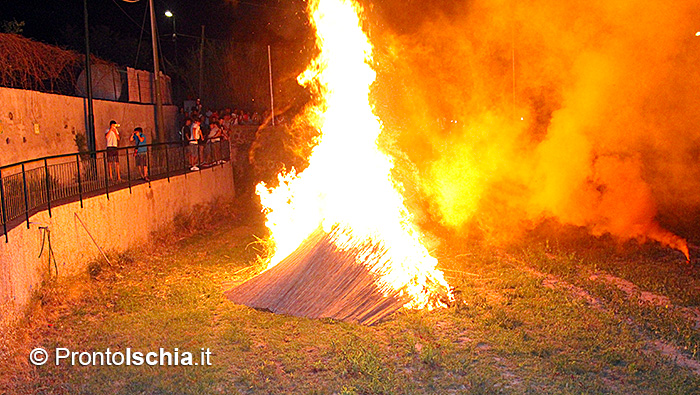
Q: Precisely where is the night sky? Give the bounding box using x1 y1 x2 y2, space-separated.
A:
0 0 309 65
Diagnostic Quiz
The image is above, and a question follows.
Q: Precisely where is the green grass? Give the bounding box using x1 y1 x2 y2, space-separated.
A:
505 231 700 362
2 208 700 394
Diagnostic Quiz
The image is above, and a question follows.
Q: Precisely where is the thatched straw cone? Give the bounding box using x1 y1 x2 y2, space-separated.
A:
225 227 410 325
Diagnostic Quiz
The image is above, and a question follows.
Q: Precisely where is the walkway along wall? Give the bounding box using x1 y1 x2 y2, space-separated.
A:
0 162 234 328
0 86 178 166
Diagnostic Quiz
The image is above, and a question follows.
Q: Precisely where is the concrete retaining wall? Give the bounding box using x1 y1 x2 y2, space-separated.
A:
0 162 234 327
0 86 178 166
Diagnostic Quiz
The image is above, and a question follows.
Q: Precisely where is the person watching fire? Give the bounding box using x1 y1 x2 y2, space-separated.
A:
188 119 203 171
105 120 121 182
130 127 149 181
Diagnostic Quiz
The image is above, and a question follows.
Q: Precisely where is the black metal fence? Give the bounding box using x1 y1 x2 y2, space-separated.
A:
0 140 230 242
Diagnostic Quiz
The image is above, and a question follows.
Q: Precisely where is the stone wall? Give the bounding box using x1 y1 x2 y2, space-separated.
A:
0 86 178 166
0 162 234 329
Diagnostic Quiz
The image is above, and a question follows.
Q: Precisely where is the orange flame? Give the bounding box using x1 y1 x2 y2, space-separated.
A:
256 0 451 308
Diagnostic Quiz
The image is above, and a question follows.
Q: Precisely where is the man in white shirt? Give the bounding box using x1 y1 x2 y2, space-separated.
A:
105 120 121 181
189 119 202 171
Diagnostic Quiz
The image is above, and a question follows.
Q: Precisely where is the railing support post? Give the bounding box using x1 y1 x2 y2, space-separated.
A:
165 144 170 182
103 152 109 200
21 163 29 228
44 159 52 218
181 142 187 177
146 147 151 186
0 168 8 242
126 150 132 193
76 154 83 208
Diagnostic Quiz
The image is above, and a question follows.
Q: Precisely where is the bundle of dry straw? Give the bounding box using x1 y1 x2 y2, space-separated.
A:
225 227 410 325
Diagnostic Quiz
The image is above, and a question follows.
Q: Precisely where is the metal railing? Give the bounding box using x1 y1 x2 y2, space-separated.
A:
0 140 230 242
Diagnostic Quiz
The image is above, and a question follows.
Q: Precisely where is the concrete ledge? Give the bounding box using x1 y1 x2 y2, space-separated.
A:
0 162 234 327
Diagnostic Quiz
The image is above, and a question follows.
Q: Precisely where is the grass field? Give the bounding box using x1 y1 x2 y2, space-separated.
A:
2 201 700 394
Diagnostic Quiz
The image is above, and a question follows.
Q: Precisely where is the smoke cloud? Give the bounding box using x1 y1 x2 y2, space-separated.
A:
363 0 700 255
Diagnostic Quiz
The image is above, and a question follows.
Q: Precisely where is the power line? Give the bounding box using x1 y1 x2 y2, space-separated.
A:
161 32 228 42
110 0 149 35
134 2 149 66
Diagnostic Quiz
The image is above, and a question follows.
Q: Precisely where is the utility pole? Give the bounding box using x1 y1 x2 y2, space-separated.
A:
199 25 205 100
149 0 165 141
268 45 275 126
83 0 96 152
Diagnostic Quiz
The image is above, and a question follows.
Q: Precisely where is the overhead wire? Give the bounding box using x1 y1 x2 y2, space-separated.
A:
110 0 150 35
134 2 149 66
109 0 163 70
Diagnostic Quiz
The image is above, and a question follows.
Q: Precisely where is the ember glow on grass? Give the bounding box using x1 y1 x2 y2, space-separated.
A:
255 0 451 309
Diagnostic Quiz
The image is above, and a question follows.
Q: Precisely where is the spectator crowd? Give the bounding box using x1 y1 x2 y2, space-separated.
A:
176 99 271 171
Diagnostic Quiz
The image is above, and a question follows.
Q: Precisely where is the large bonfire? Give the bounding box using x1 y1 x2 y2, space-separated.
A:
226 0 452 324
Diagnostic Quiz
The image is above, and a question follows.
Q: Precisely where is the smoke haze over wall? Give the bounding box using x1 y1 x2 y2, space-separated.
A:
359 0 700 254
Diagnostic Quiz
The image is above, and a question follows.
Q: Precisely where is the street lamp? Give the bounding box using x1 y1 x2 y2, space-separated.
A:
149 0 165 141
696 31 700 37
165 10 178 70
165 10 176 41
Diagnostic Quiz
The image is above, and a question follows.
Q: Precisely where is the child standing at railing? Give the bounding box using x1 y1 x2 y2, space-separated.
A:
130 127 148 181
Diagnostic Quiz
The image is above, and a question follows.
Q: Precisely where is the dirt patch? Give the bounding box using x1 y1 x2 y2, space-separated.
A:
590 273 700 330
589 273 671 306
519 265 604 309
511 256 700 377
650 340 700 376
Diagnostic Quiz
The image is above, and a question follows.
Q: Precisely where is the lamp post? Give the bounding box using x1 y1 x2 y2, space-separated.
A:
148 0 165 142
199 25 205 100
165 10 178 68
165 10 175 40
83 0 96 152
